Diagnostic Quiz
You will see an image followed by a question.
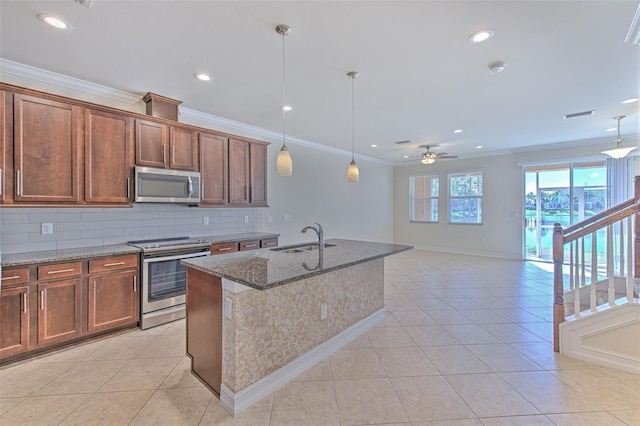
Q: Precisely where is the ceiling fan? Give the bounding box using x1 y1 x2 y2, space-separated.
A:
404 145 458 164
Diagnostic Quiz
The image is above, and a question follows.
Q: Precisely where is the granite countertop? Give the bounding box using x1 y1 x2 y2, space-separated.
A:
181 238 413 290
1 233 280 268
1 245 141 267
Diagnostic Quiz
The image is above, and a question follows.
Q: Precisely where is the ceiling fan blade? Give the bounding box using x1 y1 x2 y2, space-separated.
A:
436 155 458 159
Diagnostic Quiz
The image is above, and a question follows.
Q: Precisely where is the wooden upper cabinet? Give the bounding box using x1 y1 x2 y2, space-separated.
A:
199 132 228 205
170 126 198 171
13 94 81 203
0 90 6 204
249 142 268 206
135 119 168 168
228 138 250 205
85 109 134 204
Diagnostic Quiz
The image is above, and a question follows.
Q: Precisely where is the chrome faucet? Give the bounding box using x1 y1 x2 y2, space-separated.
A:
301 222 324 252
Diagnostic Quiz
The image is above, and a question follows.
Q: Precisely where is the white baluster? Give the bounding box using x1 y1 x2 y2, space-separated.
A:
574 240 581 317
590 231 597 312
607 224 615 306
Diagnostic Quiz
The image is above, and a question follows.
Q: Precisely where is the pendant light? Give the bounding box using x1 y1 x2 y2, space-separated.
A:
601 115 637 159
347 71 360 183
276 24 293 176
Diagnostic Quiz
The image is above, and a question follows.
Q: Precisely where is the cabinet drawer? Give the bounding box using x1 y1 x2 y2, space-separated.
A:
37 262 82 280
89 254 138 274
260 238 278 248
239 240 260 251
210 242 239 255
1 267 30 286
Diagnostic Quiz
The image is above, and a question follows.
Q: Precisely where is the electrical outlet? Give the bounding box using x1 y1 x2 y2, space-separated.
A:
244 215 249 224
267 215 273 223
41 223 53 235
283 214 292 222
224 297 233 319
203 217 209 225
320 303 327 320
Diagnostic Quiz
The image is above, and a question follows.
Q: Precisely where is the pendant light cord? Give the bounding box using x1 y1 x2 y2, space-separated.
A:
282 31 287 148
351 74 355 161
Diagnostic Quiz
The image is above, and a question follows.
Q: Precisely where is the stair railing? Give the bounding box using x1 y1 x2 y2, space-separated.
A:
552 176 640 352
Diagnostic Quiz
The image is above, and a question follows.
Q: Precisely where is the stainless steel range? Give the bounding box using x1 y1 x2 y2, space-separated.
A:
128 237 210 329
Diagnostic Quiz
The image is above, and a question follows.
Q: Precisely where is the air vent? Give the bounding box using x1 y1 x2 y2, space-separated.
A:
563 110 594 120
394 140 413 145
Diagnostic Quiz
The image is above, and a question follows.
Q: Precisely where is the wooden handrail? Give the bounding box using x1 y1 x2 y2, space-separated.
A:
562 202 640 244
563 198 636 235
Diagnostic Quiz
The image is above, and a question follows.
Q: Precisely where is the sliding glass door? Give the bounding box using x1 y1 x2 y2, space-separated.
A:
524 162 606 261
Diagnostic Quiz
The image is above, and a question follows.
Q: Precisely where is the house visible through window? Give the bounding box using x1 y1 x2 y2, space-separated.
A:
448 171 483 224
410 174 439 222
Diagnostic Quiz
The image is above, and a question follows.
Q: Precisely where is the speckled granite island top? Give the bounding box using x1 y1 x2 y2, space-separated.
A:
181 239 412 290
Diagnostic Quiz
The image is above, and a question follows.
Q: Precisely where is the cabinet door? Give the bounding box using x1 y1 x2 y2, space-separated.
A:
37 278 82 346
85 109 133 203
88 270 138 333
249 142 267 205
228 138 250 205
0 285 30 357
170 127 198 171
199 133 228 205
14 94 81 203
135 119 168 168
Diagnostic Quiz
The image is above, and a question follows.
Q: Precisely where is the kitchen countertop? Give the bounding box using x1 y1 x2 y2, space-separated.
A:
181 238 412 290
0 233 280 268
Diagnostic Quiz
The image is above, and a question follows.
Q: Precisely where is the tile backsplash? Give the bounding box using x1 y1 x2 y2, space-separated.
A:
0 204 258 254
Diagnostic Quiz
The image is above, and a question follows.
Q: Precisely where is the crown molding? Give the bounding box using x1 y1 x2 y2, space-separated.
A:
0 58 141 104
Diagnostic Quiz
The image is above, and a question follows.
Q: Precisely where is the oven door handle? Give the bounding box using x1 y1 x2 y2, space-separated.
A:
143 251 211 264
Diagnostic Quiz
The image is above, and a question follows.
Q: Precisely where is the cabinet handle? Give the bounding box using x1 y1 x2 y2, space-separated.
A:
2 275 21 281
245 244 257 248
187 177 193 197
103 262 126 267
0 167 2 196
162 144 167 164
127 177 130 199
218 247 232 252
47 268 75 275
133 276 137 293
23 293 28 314
172 145 176 163
40 290 45 311
15 170 21 196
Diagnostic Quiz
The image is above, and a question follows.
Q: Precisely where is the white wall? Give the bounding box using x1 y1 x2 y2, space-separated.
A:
0 70 394 254
393 141 640 260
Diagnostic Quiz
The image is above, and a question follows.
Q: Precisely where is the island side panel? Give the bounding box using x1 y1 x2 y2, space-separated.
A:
223 258 384 393
186 267 222 396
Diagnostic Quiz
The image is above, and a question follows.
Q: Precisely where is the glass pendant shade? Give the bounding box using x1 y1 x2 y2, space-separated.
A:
277 144 292 176
347 160 359 183
602 115 637 159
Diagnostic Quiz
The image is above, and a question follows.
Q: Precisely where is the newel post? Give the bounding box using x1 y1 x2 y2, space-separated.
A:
634 176 639 280
552 222 565 353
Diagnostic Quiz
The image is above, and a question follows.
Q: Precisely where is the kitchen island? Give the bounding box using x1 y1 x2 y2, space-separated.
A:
181 238 412 416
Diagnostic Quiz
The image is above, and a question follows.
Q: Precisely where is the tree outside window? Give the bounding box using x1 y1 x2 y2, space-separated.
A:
448 171 482 224
410 174 439 222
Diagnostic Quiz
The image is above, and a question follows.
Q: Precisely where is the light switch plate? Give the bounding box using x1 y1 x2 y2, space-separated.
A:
283 214 292 222
41 223 53 235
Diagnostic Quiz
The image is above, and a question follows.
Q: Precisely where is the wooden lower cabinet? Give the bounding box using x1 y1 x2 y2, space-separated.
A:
88 270 138 332
0 285 30 358
37 278 83 347
186 268 222 396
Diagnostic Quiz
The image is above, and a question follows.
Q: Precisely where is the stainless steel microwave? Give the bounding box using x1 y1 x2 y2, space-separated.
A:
134 166 201 203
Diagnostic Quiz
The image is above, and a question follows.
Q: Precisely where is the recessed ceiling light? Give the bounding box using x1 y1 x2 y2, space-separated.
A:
621 97 639 104
281 105 292 111
194 73 211 81
488 61 505 74
453 129 464 134
469 29 494 44
605 127 616 132
37 13 71 30
403 155 409 159
370 144 378 148
476 145 484 149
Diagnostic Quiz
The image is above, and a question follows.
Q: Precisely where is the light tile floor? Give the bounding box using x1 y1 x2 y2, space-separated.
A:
1 250 639 425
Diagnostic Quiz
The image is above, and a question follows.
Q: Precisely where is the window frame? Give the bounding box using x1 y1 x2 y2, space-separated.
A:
409 173 439 223
447 170 483 225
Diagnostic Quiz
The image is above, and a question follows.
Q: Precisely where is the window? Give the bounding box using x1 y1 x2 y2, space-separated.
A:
410 174 439 222
448 171 483 224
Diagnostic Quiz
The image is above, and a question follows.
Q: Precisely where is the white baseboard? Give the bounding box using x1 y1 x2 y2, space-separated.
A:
220 308 386 417
409 245 523 260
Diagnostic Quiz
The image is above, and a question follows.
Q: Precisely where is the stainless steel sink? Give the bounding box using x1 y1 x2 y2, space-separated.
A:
271 243 336 253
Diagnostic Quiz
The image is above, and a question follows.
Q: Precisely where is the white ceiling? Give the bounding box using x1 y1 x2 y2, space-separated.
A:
1 1 639 164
